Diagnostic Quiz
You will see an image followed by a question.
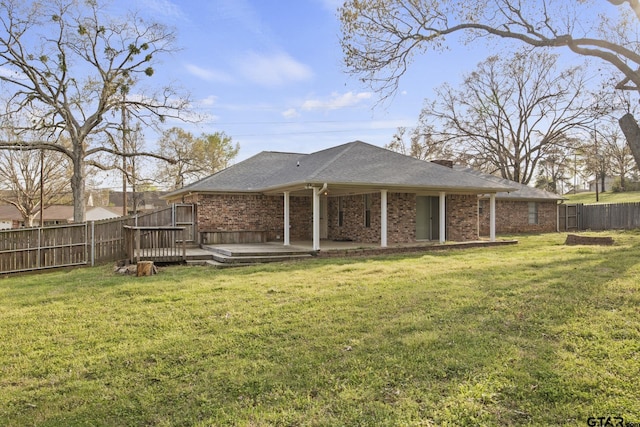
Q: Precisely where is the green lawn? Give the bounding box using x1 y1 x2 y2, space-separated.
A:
1 232 640 426
563 190 640 204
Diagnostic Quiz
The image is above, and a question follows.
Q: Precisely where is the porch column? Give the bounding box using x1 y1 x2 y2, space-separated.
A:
312 187 320 251
490 193 496 242
439 192 446 244
283 191 290 246
380 189 388 247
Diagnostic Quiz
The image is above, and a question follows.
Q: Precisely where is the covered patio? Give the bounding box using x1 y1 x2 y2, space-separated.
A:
277 187 501 251
163 141 517 251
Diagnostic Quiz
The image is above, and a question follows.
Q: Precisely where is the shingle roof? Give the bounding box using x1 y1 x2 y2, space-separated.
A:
454 166 565 201
0 205 74 221
0 205 125 222
164 141 516 198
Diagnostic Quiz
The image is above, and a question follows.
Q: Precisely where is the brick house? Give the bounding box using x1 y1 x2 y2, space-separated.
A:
0 205 122 228
454 167 564 235
163 141 515 250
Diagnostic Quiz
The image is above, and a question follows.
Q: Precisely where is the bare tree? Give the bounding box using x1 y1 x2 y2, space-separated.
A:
534 145 574 193
605 131 635 189
594 119 637 190
412 50 593 183
386 126 458 161
0 0 188 222
340 0 640 166
154 128 239 190
100 118 152 214
0 131 71 226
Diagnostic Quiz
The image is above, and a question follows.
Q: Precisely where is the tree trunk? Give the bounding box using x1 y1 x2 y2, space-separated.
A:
619 113 640 171
71 148 86 224
136 261 155 277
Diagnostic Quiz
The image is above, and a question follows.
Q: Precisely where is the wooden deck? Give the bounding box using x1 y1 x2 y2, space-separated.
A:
157 239 519 268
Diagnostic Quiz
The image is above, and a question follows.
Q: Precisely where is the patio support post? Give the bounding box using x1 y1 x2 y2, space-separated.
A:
312 187 320 251
490 193 496 242
439 192 446 244
283 191 290 246
380 189 388 247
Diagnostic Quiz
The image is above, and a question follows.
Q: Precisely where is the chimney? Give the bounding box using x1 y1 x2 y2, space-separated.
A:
431 160 454 168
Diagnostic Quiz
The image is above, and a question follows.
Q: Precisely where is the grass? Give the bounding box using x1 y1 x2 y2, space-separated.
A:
1 232 640 426
563 190 640 204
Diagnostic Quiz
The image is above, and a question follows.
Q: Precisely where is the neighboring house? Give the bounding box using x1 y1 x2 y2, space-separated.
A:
0 205 73 228
163 141 515 250
0 205 21 229
109 191 169 214
72 206 122 222
454 167 565 235
0 205 122 229
588 176 615 193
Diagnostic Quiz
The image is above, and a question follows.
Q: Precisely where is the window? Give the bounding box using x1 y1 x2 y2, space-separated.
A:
338 197 344 227
528 202 538 225
364 194 372 228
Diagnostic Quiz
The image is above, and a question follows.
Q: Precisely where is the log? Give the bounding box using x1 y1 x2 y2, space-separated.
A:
136 261 156 277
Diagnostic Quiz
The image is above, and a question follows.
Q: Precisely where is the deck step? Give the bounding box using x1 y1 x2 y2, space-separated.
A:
209 251 313 264
201 245 313 258
182 244 315 267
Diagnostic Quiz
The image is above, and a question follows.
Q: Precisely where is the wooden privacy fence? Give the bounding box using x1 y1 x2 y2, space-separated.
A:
559 202 640 231
581 202 640 230
0 204 195 275
0 224 88 274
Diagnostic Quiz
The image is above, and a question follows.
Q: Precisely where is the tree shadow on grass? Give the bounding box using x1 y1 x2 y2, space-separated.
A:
4 237 640 426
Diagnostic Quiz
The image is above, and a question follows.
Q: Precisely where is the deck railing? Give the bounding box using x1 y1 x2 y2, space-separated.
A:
0 204 195 275
123 226 187 264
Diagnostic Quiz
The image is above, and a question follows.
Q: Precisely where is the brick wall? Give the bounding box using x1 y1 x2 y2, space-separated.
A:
446 194 479 241
194 193 284 240
289 196 312 240
479 199 557 235
326 193 416 244
193 191 483 244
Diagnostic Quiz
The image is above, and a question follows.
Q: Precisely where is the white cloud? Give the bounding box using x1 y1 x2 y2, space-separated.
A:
140 0 186 19
282 108 300 119
301 91 373 111
0 65 24 80
237 52 313 87
185 64 234 83
199 95 218 107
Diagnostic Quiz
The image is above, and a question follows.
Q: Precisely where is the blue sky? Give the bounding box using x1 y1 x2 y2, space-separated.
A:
109 0 626 168
113 0 492 162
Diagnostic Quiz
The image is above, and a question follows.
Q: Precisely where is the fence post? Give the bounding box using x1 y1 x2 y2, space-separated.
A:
37 227 42 269
90 221 95 266
136 228 141 264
